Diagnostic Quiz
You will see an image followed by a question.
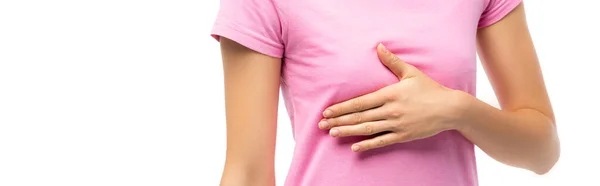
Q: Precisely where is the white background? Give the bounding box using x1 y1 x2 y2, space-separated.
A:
0 0 598 186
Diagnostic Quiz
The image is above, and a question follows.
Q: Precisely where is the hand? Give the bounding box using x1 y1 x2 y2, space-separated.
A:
318 43 468 152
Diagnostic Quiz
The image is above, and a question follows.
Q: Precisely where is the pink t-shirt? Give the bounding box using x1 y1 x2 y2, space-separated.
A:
211 0 521 185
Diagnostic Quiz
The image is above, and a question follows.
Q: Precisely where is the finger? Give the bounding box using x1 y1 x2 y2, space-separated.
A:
329 120 393 137
319 106 389 129
376 43 414 79
351 132 412 152
323 90 387 118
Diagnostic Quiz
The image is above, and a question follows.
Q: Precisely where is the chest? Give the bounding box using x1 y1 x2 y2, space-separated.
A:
278 0 483 100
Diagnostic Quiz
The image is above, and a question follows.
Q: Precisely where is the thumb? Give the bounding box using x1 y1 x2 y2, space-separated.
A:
377 43 414 79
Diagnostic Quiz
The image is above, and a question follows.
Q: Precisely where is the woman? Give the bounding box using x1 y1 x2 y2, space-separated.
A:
211 0 560 185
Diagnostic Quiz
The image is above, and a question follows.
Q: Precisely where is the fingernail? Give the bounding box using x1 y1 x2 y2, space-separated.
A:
318 120 329 129
378 43 388 54
330 129 339 137
351 145 360 152
323 109 333 118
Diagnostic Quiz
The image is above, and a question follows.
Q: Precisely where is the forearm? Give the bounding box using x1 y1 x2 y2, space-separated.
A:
453 91 560 174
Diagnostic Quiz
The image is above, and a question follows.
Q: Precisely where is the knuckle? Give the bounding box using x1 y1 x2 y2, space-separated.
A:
364 124 373 134
377 138 386 147
387 51 396 58
380 88 398 102
400 131 412 140
385 94 397 102
353 112 363 124
389 56 400 64
351 99 363 111
389 110 402 118
390 121 403 131
383 122 396 131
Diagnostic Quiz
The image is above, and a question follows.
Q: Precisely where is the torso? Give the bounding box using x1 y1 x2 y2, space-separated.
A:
278 1 484 185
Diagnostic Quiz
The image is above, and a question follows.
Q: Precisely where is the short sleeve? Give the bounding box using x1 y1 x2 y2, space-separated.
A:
211 0 284 58
478 0 523 28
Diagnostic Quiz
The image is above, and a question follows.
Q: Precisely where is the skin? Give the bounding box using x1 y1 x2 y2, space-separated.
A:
219 37 280 186
219 2 559 185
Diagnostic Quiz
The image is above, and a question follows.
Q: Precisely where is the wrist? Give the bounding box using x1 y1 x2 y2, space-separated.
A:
444 89 473 131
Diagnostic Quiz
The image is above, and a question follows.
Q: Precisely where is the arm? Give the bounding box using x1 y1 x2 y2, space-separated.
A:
317 3 559 175
219 38 281 186
457 3 559 174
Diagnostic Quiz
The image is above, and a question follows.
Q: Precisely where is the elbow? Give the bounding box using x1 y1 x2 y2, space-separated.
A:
532 155 559 175
220 160 276 186
532 156 558 175
535 147 560 175
532 131 561 175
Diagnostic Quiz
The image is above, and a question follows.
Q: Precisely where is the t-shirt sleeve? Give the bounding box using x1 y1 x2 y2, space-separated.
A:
210 0 284 58
478 0 523 28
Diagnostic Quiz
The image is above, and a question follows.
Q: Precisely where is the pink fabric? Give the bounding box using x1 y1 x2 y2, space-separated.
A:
211 0 522 185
